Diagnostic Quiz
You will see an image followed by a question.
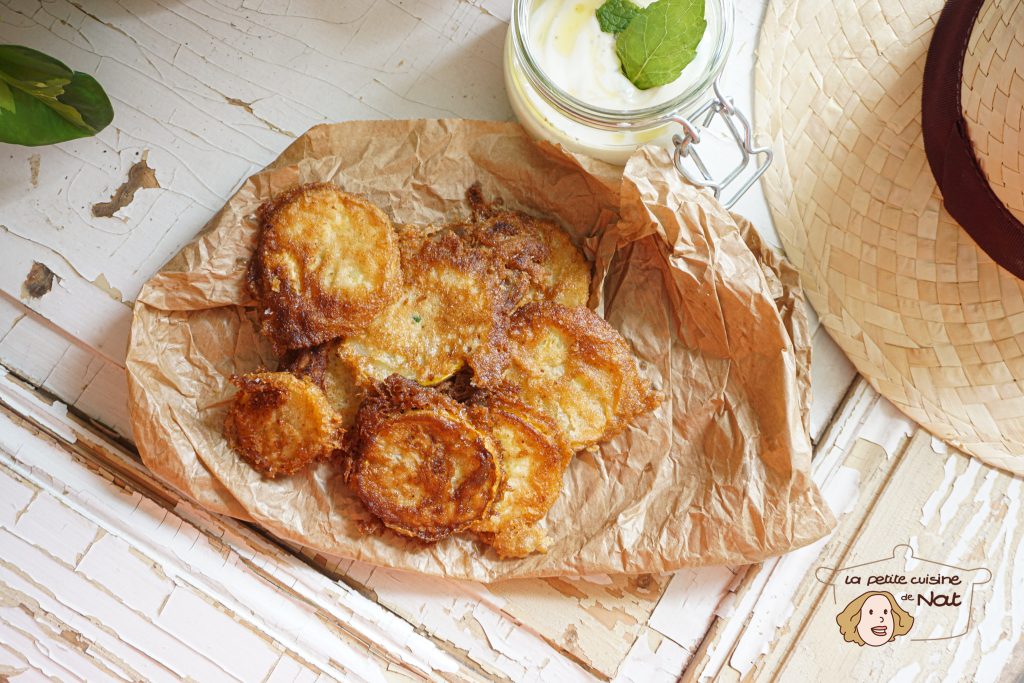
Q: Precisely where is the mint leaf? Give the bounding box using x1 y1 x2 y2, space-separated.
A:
596 0 641 33
615 0 707 90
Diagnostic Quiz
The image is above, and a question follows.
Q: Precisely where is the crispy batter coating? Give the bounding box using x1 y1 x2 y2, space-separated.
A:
346 377 502 542
469 392 573 558
522 216 591 307
395 222 445 269
224 372 343 478
463 184 592 307
280 341 362 429
249 183 401 352
499 302 661 451
340 232 513 387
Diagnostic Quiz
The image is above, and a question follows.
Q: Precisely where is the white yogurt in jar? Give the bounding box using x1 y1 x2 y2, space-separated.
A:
528 0 712 110
505 0 727 165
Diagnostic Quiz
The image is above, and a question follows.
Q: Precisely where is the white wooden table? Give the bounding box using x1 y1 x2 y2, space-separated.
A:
1 1 1021 681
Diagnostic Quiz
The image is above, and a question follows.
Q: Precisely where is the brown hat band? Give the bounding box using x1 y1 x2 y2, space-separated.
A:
922 0 1024 280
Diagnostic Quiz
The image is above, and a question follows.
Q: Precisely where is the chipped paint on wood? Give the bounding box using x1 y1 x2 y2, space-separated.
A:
489 573 670 677
20 263 56 300
91 153 160 219
0 235 131 367
0 306 132 439
90 273 125 303
326 557 592 681
27 155 39 188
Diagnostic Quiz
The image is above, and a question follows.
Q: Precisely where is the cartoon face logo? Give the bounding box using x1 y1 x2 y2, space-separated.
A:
836 591 914 647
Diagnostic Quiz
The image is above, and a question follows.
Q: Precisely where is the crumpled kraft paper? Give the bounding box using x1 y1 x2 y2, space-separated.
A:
125 119 835 581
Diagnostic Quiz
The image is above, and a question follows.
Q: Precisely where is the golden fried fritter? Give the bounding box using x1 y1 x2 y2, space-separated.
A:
224 372 343 478
499 302 661 451
395 222 445 268
469 392 573 558
521 216 592 307
346 377 502 542
249 183 401 352
280 341 362 429
462 184 591 307
340 232 513 387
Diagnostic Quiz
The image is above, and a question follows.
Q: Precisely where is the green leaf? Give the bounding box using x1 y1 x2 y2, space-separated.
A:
0 45 73 86
60 71 113 131
596 0 641 33
615 0 707 90
0 79 14 113
0 44 113 146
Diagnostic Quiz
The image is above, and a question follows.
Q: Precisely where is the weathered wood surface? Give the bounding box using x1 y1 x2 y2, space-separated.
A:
0 0 1019 680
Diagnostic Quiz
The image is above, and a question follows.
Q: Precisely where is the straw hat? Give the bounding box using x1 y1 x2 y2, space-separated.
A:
755 0 1024 474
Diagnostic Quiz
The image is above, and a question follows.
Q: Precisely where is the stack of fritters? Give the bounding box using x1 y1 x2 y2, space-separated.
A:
225 181 660 557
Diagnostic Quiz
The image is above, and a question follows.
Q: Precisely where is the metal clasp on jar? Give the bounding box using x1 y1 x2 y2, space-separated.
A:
671 79 772 209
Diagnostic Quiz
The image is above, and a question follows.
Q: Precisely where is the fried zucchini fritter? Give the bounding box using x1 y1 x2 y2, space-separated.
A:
340 232 513 387
280 341 362 429
469 392 573 558
249 183 401 351
346 377 502 542
499 302 661 451
224 372 343 478
462 185 591 307
521 216 591 307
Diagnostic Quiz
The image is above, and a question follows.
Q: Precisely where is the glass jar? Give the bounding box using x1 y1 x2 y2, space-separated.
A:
503 0 770 208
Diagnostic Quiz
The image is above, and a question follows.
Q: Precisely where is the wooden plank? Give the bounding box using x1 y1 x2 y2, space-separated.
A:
808 328 857 444
752 431 1024 681
0 453 350 681
305 553 616 681
0 295 131 440
0 229 131 365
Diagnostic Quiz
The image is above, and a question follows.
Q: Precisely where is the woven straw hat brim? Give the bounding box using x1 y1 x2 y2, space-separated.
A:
756 0 1024 475
961 0 1024 226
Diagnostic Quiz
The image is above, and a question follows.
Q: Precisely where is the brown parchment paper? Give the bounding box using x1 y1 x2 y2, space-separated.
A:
125 119 834 581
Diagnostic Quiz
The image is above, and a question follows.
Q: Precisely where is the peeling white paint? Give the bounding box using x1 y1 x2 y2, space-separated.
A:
939 459 982 533
614 629 688 683
972 479 1022 683
920 456 959 526
648 566 736 653
855 398 916 458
